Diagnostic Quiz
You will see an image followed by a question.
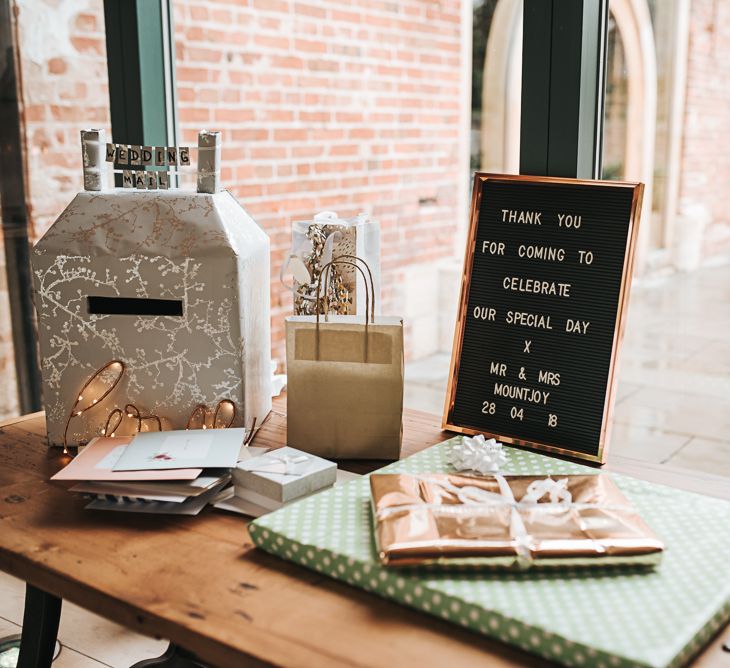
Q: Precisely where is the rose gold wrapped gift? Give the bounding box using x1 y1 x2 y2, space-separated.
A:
371 472 664 569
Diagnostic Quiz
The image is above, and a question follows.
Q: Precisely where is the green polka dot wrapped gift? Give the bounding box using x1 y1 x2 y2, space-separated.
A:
250 438 730 668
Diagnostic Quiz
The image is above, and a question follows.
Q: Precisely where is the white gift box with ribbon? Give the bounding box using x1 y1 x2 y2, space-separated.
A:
233 446 337 504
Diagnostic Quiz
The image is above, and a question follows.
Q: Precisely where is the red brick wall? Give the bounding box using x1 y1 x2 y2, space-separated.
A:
173 0 465 359
0 0 469 420
16 0 110 237
680 0 730 256
14 0 466 365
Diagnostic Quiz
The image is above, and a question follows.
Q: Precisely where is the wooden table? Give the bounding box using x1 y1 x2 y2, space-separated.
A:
0 399 728 668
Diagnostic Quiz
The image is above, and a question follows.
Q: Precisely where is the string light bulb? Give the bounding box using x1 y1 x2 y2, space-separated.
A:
62 359 125 455
186 400 236 430
63 359 240 456
124 404 162 434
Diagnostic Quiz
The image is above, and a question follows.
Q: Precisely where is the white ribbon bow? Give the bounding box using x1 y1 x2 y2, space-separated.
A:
447 434 507 474
522 477 572 505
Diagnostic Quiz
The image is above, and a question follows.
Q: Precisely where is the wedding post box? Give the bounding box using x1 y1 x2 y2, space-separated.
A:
31 130 272 447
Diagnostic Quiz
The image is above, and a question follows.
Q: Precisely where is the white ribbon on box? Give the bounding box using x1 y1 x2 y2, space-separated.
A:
247 452 311 478
442 474 575 561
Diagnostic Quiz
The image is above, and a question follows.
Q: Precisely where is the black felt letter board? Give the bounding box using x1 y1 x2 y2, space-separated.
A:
444 174 643 463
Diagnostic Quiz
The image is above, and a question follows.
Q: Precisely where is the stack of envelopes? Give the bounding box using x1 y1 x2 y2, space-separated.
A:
52 429 264 515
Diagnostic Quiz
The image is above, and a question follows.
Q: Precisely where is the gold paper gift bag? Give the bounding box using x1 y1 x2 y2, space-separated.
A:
286 257 404 459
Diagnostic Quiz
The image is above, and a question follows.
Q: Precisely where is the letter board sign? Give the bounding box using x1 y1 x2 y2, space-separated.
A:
443 173 643 463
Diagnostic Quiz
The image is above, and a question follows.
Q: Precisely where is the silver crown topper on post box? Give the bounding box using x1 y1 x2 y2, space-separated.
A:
34 129 271 448
80 128 221 193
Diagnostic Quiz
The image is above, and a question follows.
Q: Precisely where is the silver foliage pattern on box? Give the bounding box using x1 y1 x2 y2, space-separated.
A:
32 189 271 446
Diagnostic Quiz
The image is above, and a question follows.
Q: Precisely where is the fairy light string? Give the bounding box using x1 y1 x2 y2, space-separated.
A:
62 360 125 455
63 359 242 456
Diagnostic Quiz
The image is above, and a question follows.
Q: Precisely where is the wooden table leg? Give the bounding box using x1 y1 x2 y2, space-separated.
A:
17 584 62 668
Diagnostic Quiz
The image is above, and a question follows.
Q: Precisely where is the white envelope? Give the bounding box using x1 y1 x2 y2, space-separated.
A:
112 428 246 471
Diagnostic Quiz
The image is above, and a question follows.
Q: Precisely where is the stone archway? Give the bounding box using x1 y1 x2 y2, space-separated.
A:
479 0 522 174
610 0 657 273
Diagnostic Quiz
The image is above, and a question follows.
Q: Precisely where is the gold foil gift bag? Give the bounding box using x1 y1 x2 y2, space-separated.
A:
286 256 403 459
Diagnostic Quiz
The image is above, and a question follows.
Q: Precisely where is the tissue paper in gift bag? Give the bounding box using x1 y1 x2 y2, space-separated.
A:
290 211 380 317
286 257 403 460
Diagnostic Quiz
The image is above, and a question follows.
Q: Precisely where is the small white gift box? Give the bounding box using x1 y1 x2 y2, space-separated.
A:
233 447 336 504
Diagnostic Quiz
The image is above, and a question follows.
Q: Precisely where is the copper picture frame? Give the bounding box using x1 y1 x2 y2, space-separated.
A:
442 173 644 464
